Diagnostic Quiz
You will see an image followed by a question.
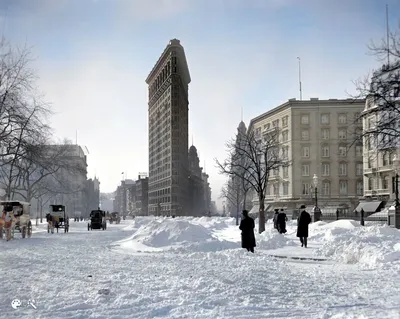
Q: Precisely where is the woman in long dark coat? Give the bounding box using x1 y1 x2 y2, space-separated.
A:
239 210 256 253
297 205 312 248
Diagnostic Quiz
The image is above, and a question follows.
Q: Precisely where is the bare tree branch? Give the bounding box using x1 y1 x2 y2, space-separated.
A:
216 126 290 233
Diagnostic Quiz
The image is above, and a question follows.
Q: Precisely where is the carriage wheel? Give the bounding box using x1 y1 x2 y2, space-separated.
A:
27 222 32 238
21 226 26 238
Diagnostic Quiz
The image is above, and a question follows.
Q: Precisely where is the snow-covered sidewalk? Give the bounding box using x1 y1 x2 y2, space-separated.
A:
0 217 399 318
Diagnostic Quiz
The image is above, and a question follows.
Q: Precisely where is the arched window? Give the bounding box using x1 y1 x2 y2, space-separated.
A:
368 177 374 190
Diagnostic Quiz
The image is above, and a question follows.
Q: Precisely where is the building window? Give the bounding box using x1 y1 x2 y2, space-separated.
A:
339 145 347 157
302 146 310 158
367 157 372 168
356 163 363 176
322 145 330 157
301 130 309 140
383 152 389 166
301 114 309 125
339 180 348 195
301 164 310 176
338 114 347 124
339 163 347 176
383 176 390 189
368 177 374 190
255 127 261 136
322 182 330 196
322 163 330 176
282 130 289 142
273 168 279 176
390 153 395 165
302 183 310 195
264 123 270 130
355 145 362 157
356 181 364 196
321 114 330 124
272 119 279 128
283 166 288 178
282 116 288 127
273 184 279 195
282 146 289 159
338 130 347 140
283 182 289 195
322 129 330 140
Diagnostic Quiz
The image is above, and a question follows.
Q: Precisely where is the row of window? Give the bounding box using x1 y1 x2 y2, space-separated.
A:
366 151 396 168
300 129 352 140
367 176 396 191
300 113 361 125
301 145 363 158
265 180 364 196
301 163 363 177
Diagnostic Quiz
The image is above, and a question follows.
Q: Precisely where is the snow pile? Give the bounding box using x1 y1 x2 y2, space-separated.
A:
255 225 297 250
116 218 237 252
312 220 400 269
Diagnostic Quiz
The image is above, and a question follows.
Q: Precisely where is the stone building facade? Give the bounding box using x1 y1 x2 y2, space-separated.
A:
248 98 365 215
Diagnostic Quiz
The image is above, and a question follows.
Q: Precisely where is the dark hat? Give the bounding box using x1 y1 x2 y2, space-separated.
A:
242 209 249 216
300 204 306 209
280 209 284 211
274 208 279 212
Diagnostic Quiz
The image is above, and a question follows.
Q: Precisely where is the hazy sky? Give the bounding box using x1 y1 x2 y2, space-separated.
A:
1 0 399 205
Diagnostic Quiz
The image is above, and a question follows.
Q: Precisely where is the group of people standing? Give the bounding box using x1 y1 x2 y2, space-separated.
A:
239 204 312 253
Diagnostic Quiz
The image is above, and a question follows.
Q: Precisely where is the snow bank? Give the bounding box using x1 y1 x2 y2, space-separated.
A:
312 220 400 269
256 225 297 250
115 218 237 253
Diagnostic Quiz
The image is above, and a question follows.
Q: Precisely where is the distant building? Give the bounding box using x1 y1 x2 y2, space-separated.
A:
146 39 191 216
135 175 149 216
113 179 135 216
84 177 100 216
188 145 205 216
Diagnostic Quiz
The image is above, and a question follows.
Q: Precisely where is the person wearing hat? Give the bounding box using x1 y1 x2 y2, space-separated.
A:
277 208 288 234
296 205 312 247
239 210 256 253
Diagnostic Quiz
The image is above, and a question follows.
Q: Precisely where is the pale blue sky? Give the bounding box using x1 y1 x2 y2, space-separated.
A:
1 0 399 204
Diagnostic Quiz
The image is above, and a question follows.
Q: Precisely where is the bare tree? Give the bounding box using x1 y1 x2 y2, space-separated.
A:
216 127 289 233
353 22 400 149
11 138 86 203
0 39 52 199
220 176 243 225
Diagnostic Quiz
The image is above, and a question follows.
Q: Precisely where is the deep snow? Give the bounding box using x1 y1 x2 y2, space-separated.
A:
0 217 399 318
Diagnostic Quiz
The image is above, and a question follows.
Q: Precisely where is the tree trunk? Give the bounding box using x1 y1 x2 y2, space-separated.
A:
243 191 247 210
258 193 266 233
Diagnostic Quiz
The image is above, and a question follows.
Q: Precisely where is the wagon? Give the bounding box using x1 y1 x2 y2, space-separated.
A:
46 205 69 233
0 201 32 241
88 210 106 230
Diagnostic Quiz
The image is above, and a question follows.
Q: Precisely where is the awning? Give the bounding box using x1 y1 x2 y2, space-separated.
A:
354 201 384 213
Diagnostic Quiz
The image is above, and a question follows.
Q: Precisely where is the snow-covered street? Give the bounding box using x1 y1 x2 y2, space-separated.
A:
1 217 400 319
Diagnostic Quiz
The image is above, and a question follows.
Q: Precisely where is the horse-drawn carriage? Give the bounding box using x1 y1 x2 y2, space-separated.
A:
109 212 121 224
46 205 69 233
88 209 107 230
0 201 32 241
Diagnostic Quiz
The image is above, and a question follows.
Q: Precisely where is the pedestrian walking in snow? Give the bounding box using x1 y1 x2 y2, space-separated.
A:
273 209 279 230
239 210 256 253
277 209 288 234
296 205 311 248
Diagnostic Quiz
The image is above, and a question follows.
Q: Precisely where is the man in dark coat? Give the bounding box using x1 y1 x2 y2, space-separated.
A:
277 209 288 234
297 205 312 248
239 210 256 253
273 209 279 230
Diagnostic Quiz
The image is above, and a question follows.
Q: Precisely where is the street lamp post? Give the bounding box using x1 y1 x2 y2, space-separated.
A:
313 174 321 222
391 154 400 228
